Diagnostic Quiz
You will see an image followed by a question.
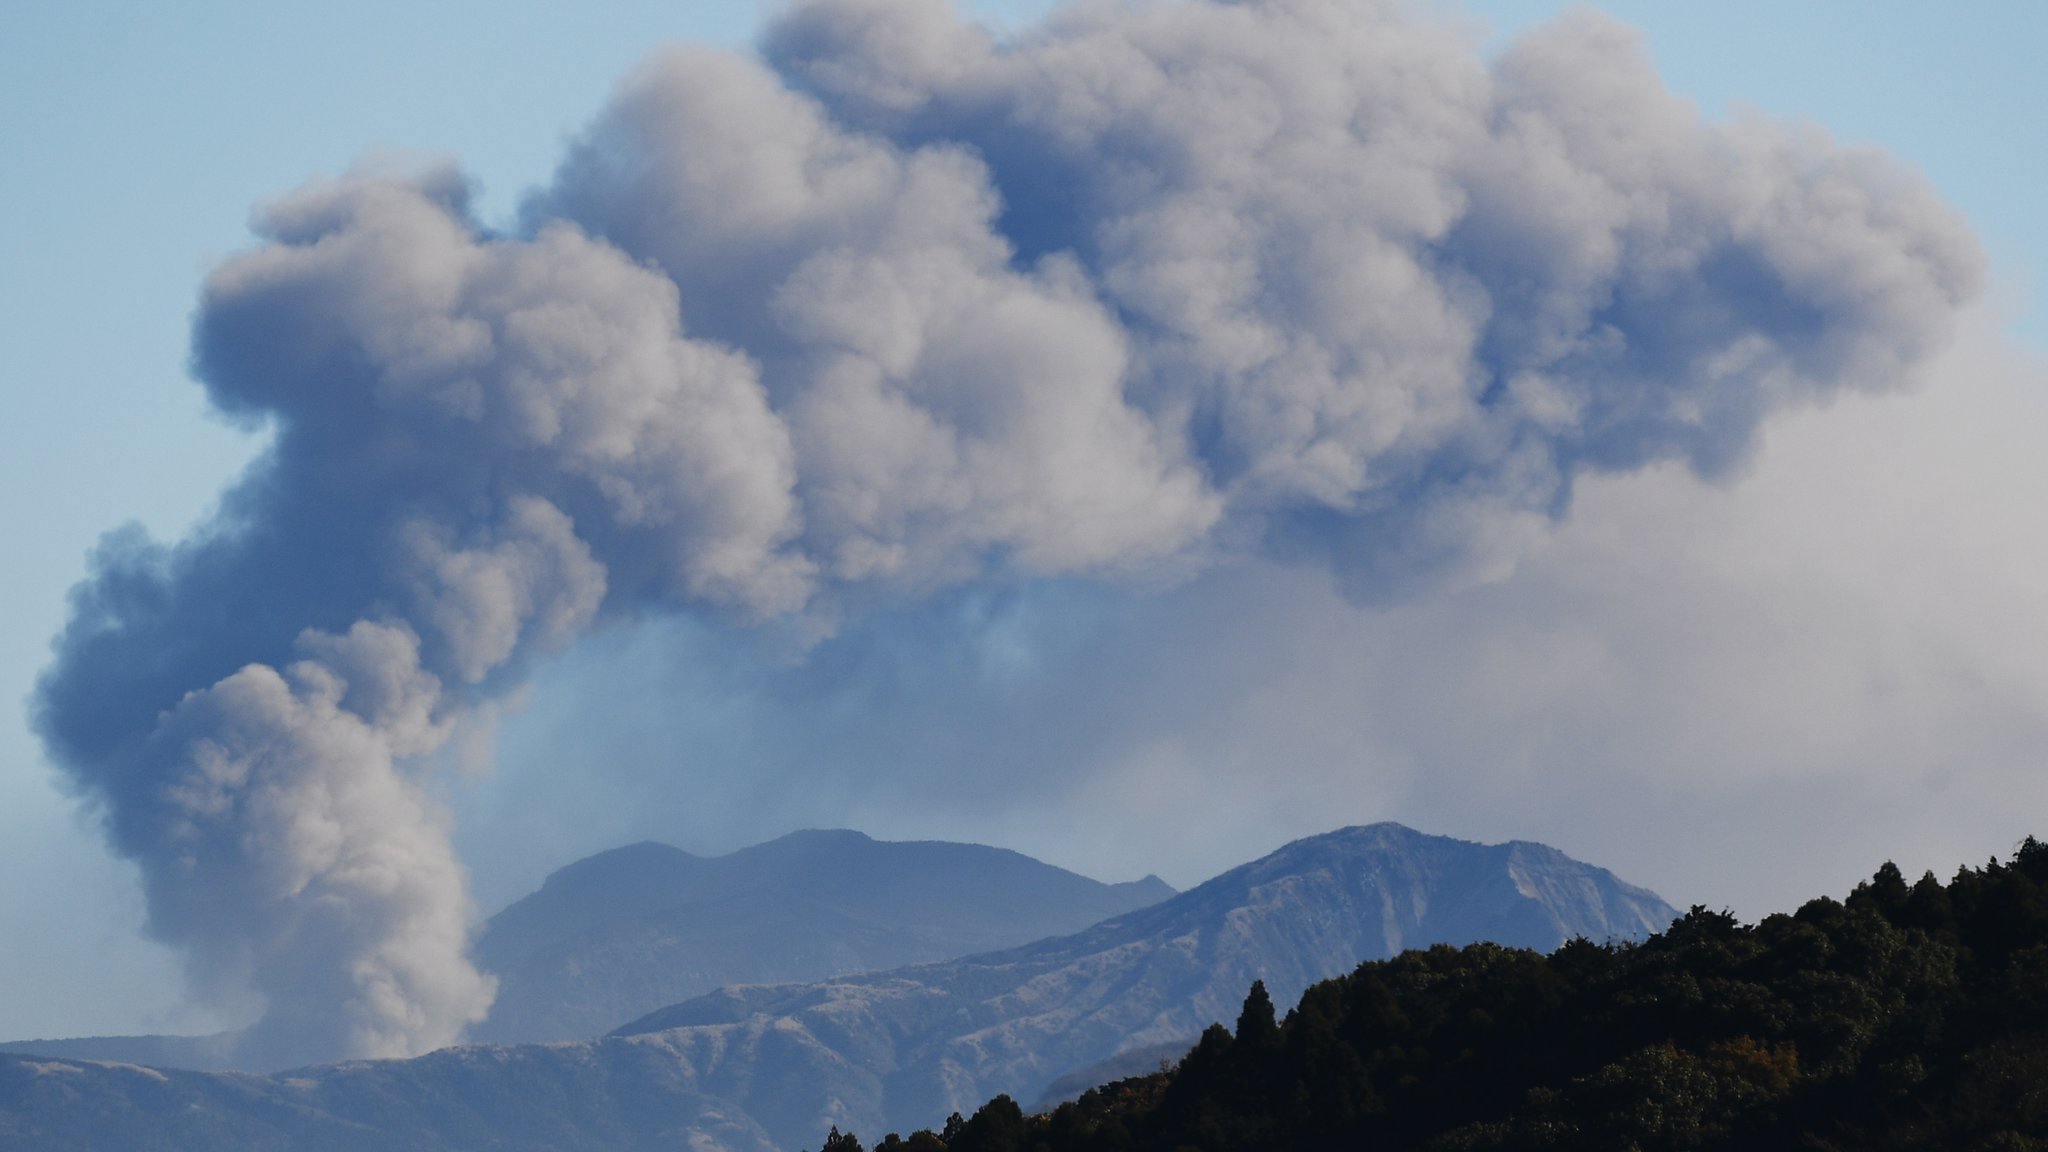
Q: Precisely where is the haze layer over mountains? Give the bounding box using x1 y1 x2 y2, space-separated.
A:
0 824 1676 1151
3 830 1175 1069
474 830 1175 1043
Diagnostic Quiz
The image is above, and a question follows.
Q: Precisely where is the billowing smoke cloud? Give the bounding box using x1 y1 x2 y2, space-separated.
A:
35 0 1978 1064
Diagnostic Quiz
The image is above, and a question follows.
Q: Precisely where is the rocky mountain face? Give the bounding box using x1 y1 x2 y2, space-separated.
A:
0 824 1676 1151
0 1044 785 1152
472 829 1178 1044
0 1033 243 1073
607 823 1676 1145
0 829 1175 1070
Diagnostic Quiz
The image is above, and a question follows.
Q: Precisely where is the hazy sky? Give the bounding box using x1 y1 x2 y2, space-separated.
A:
2 0 2044 1044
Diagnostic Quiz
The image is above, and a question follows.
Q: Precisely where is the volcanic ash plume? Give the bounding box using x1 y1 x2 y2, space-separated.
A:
36 0 1980 1063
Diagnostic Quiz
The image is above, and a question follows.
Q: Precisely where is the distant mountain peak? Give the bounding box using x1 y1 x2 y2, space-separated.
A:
466 828 1179 1046
761 827 875 846
598 822 1676 1146
0 824 1676 1152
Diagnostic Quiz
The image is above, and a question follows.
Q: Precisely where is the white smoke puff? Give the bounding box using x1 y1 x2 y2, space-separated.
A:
763 0 1982 595
764 0 989 116
774 0 1501 505
402 497 608 684
777 240 1220 583
38 166 826 1062
204 169 815 620
134 622 492 1066
1467 12 1981 429
546 46 1222 588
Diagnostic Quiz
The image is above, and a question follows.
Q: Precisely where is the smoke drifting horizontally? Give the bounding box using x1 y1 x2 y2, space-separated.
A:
35 0 1978 1064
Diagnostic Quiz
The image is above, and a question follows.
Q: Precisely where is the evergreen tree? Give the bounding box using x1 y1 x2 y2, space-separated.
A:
816 1126 865 1152
807 839 2048 1152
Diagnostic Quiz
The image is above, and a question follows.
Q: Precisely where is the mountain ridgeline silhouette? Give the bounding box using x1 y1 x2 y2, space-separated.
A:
0 824 1674 1150
0 829 1174 1070
603 823 1674 1144
472 829 1177 1044
808 839 2048 1152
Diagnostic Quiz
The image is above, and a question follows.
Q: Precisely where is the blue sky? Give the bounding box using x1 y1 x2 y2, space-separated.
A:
1 0 2043 1041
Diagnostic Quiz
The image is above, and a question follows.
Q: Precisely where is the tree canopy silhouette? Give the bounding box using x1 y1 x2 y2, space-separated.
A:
808 837 2048 1151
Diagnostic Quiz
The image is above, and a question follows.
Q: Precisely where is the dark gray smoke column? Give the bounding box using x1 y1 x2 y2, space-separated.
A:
36 0 1979 1064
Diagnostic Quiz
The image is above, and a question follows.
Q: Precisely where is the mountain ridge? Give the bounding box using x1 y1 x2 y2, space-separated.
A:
811 841 2048 1152
472 827 1179 1045
0 823 1677 1151
601 822 1675 1144
0 829 1177 1070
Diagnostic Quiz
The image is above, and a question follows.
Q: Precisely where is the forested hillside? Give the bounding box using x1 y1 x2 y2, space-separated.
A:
814 839 2048 1152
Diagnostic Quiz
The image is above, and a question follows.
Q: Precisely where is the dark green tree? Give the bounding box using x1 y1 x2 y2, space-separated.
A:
816 1125 865 1152
807 838 2048 1152
952 1095 1027 1152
